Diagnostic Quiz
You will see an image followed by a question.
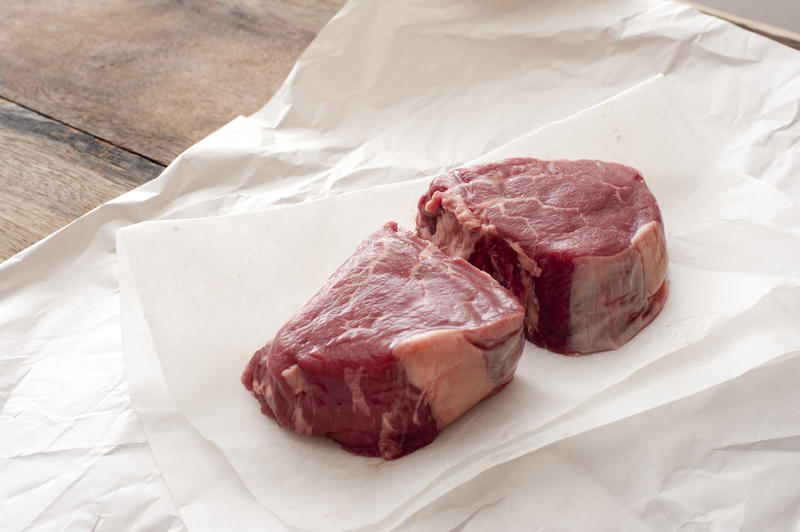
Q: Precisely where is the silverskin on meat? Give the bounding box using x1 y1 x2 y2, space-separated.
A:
243 222 525 459
417 158 668 355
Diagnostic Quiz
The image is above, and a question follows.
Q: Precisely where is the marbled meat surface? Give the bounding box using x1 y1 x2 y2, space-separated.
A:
417 158 668 355
242 222 525 459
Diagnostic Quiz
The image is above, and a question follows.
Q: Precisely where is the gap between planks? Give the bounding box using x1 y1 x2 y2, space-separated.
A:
0 96 165 261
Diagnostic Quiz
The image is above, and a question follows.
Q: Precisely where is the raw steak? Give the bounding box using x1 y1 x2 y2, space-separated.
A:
417 158 668 355
242 222 525 460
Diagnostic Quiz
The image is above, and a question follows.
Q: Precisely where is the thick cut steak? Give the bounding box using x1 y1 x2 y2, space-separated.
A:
417 158 668 355
242 222 525 459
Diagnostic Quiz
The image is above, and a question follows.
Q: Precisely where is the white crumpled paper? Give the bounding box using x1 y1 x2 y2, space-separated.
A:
118 76 800 531
3 0 800 530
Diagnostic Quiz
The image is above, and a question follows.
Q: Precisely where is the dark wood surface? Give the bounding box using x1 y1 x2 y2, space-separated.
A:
0 0 343 261
0 0 342 165
0 1 797 262
0 97 164 257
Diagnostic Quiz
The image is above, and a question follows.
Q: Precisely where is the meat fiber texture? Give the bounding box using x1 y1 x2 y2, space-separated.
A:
242 222 525 460
417 158 668 355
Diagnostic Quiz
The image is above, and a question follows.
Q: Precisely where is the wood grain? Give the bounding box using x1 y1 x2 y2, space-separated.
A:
0 98 164 260
0 0 344 165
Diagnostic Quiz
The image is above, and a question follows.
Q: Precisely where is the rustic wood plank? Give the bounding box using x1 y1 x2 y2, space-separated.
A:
0 98 164 261
0 0 344 165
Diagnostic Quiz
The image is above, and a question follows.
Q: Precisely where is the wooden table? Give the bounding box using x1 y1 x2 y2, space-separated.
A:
1 1 796 262
0 0 344 261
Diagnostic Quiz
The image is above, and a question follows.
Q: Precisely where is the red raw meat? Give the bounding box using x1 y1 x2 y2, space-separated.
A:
417 158 668 355
242 222 525 459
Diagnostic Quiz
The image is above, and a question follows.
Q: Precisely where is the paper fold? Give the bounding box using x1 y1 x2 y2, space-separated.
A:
5 1 800 530
119 76 800 531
